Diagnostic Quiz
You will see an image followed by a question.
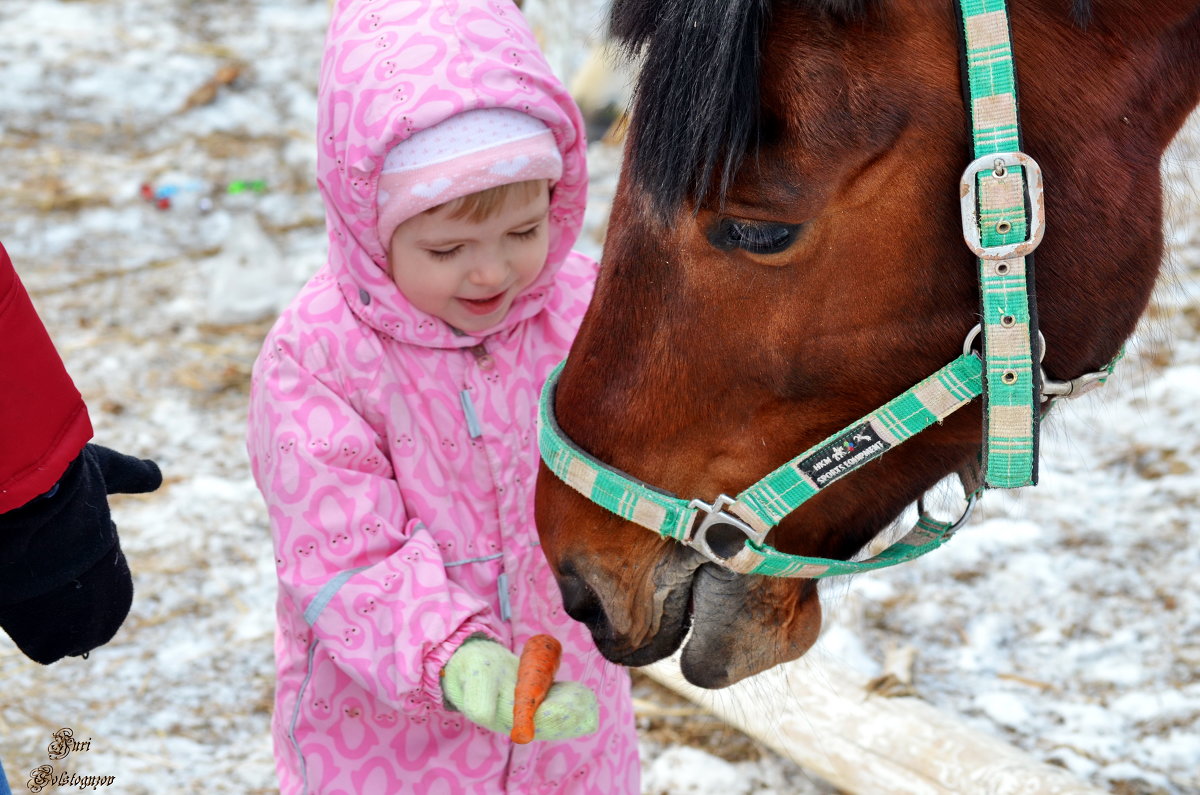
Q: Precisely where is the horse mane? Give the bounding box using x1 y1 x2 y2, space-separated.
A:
608 0 1094 218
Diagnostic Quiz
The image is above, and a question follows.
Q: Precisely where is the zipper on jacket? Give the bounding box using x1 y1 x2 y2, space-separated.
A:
464 341 511 623
460 343 492 436
497 572 512 621
459 390 482 439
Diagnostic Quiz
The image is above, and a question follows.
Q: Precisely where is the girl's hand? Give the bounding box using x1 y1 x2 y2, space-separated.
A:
441 636 598 741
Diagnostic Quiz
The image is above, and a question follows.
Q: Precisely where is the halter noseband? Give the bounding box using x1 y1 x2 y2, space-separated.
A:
537 0 1120 578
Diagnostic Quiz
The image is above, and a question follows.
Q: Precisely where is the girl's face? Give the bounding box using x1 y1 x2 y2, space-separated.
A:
387 181 551 334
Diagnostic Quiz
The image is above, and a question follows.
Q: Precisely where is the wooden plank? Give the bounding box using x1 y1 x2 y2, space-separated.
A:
642 657 1105 795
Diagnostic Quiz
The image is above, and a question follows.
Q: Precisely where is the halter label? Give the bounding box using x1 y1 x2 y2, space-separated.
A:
795 422 891 489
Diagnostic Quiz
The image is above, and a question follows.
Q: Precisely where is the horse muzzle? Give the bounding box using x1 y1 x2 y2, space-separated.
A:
554 546 822 687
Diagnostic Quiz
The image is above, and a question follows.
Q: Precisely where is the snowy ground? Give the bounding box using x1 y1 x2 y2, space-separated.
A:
0 1 1196 793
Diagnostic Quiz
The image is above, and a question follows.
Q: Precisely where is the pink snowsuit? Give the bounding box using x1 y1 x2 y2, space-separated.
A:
245 1 640 792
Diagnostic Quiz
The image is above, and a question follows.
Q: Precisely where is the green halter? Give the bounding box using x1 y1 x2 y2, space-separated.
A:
536 0 1118 578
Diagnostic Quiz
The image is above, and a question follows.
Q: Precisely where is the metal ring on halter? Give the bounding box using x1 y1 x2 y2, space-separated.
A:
916 490 978 538
685 494 768 567
963 324 983 357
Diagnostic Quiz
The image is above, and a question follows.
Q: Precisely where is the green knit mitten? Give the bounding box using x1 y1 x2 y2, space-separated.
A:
441 637 599 741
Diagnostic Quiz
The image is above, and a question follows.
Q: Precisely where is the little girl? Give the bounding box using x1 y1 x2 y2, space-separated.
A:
245 1 640 792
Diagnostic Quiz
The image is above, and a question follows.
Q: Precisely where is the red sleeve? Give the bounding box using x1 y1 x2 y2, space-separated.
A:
0 243 93 513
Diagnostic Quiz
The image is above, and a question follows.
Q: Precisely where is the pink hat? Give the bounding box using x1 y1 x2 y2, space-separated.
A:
376 108 563 249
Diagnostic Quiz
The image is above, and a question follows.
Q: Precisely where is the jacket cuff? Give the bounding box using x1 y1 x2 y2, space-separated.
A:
421 618 504 709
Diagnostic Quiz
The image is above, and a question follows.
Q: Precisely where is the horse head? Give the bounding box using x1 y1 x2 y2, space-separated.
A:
535 0 1200 688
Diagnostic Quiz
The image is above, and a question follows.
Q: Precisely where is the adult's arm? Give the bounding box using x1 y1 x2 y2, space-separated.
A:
0 242 92 512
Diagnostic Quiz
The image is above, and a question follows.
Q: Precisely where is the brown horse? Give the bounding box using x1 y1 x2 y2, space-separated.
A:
534 0 1200 688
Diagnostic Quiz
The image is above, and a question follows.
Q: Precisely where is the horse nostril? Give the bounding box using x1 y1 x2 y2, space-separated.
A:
557 571 605 626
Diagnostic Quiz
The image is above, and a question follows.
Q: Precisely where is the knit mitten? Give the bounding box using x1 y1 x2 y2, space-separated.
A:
0 444 161 664
441 636 599 741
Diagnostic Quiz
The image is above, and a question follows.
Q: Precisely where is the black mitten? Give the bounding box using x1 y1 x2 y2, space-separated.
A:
0 444 161 664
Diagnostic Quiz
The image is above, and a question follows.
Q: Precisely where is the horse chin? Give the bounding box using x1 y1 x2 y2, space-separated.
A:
677 564 823 689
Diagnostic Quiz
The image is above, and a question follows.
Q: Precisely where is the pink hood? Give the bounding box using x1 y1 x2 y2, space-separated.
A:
318 0 589 350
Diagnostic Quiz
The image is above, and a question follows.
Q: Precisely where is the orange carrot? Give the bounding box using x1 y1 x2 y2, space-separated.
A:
510 633 562 744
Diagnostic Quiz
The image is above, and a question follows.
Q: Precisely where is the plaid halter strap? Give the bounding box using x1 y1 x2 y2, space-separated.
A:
537 0 1118 578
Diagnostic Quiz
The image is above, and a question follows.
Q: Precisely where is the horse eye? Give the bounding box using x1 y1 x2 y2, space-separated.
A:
709 219 800 255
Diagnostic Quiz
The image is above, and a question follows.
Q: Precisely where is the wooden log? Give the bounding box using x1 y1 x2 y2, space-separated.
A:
642 657 1106 795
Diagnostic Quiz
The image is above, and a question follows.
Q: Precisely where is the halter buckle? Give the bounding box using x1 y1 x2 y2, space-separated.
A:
685 494 767 566
960 151 1045 260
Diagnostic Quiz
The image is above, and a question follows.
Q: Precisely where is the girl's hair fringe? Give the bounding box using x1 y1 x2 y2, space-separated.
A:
431 179 547 223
